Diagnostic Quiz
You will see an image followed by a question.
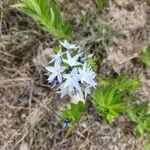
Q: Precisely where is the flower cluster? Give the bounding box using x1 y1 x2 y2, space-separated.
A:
45 40 96 98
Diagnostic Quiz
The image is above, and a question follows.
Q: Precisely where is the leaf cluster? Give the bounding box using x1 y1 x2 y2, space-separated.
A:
12 0 71 39
144 140 150 150
61 101 86 129
86 56 97 69
92 73 139 124
95 0 107 10
128 101 150 137
139 46 150 67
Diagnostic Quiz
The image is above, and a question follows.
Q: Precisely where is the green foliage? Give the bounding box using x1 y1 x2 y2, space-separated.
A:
53 45 61 54
96 24 108 42
95 0 107 10
92 73 139 124
86 56 96 69
11 0 71 39
139 46 150 67
127 101 150 137
144 139 150 150
106 73 139 91
61 101 86 129
92 86 126 124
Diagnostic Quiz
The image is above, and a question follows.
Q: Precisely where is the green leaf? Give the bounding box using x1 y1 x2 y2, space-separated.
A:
110 103 125 112
144 141 150 150
86 57 96 69
135 125 144 137
29 0 42 16
92 73 139 124
127 101 150 138
106 87 116 105
92 85 125 124
139 46 150 67
60 101 86 129
11 0 71 39
95 0 107 10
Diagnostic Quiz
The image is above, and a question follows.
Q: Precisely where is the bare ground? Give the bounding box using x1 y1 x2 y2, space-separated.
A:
0 0 150 150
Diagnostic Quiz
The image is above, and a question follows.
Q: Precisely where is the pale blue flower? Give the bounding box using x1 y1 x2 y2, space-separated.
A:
78 62 96 87
87 53 94 58
45 61 66 83
62 51 82 67
84 85 92 98
81 53 94 61
45 40 97 99
63 68 81 92
57 86 73 98
62 119 69 128
60 40 79 50
50 49 63 63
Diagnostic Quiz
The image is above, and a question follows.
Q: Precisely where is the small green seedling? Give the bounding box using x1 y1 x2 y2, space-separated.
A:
11 0 71 39
92 73 139 124
127 101 150 137
92 86 126 124
95 0 107 10
60 101 86 129
139 46 150 67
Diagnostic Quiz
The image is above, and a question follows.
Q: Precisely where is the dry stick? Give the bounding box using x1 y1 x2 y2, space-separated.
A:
1 124 26 150
12 78 34 116
11 131 29 150
52 126 78 149
14 96 58 149
0 103 29 110
1 96 46 149
0 50 15 58
1 109 45 149
0 56 11 63
3 66 18 72
0 78 60 149
77 127 91 150
1 114 37 150
31 96 66 149
0 78 32 85
32 96 61 119
0 6 3 36
28 80 33 115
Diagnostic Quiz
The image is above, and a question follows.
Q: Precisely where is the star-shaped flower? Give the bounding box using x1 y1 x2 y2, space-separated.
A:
50 49 63 63
78 62 96 87
62 51 82 67
57 86 73 98
81 53 94 61
83 85 92 98
63 68 81 92
60 40 79 50
45 61 66 83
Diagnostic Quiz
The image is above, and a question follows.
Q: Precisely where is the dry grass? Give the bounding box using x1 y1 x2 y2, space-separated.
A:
0 0 150 149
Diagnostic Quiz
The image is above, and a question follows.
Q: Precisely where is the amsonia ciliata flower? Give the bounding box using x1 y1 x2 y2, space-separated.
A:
63 68 81 92
45 40 97 99
45 60 66 83
50 49 63 63
62 51 82 67
78 62 96 87
60 40 79 50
